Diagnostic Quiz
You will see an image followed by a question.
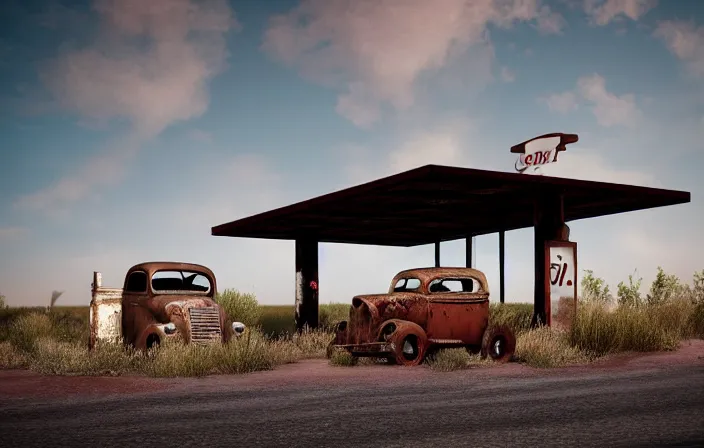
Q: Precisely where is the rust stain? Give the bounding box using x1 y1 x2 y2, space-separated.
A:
330 267 516 366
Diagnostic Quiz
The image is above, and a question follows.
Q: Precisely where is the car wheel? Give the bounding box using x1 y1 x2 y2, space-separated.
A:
480 325 516 363
389 322 428 367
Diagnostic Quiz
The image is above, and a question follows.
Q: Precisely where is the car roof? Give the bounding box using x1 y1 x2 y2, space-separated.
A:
391 267 489 292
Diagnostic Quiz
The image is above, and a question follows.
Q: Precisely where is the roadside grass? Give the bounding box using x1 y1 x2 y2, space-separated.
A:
515 326 591 368
2 267 702 376
425 348 492 371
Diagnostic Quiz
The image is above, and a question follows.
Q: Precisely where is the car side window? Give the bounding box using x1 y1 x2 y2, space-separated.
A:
429 278 481 293
125 271 148 292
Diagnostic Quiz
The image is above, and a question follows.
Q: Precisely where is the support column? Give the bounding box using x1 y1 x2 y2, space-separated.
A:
532 191 565 327
499 230 505 304
295 239 319 331
465 236 473 268
434 242 440 267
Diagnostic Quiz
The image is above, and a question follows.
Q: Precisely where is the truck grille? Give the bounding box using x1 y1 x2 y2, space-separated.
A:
188 307 222 344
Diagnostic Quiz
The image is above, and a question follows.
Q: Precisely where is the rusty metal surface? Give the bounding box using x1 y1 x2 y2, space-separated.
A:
90 262 233 351
89 272 123 350
333 267 498 364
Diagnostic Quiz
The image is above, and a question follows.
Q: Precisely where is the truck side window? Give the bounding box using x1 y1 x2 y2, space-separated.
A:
125 271 147 292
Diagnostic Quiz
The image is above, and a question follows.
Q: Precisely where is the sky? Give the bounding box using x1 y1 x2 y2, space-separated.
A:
0 0 703 307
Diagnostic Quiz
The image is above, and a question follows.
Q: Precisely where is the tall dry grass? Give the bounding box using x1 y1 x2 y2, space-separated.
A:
2 267 702 375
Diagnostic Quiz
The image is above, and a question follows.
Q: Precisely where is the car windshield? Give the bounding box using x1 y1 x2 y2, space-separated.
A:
393 277 421 292
151 270 212 294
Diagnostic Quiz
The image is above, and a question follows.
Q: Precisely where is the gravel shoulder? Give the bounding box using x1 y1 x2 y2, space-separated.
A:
1 339 702 403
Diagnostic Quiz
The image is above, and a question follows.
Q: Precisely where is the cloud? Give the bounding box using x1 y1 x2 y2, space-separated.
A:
542 91 578 113
654 21 704 78
15 134 141 215
535 5 568 34
40 0 236 137
20 0 237 214
577 74 641 127
500 67 516 83
541 74 641 127
262 0 565 127
583 0 658 26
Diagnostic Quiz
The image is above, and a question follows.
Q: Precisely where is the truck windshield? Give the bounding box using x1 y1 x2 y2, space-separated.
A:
151 270 212 294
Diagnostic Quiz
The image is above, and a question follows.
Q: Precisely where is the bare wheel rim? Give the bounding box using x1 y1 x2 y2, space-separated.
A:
491 336 506 359
401 335 419 361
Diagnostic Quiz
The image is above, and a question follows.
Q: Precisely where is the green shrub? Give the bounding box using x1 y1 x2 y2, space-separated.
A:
647 267 681 306
580 270 613 306
617 271 643 308
216 289 262 327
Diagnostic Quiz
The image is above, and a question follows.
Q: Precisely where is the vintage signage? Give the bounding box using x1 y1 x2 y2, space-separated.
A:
544 241 578 327
511 133 578 174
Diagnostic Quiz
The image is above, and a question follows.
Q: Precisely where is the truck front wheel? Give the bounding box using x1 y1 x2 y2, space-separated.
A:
388 322 428 366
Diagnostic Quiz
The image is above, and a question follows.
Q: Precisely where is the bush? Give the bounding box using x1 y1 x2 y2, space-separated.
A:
216 289 262 327
0 342 28 369
647 267 681 306
0 293 6 310
515 326 589 368
617 271 643 308
8 312 53 354
581 270 613 306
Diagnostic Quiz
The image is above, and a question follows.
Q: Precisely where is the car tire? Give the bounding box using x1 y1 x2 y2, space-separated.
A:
388 321 428 367
480 325 516 363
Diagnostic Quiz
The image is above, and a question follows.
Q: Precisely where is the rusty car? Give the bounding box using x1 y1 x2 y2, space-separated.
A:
327 267 516 366
89 261 246 351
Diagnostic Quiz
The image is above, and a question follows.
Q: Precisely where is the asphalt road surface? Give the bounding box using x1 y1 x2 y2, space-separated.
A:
1 360 703 448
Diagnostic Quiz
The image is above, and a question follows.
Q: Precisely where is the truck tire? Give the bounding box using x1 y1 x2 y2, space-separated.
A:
388 321 428 367
480 325 515 363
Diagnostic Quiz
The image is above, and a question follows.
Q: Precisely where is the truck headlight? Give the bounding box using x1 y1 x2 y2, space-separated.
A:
232 322 246 336
158 322 177 335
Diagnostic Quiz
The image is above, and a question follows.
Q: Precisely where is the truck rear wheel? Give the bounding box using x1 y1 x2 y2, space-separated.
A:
480 325 515 363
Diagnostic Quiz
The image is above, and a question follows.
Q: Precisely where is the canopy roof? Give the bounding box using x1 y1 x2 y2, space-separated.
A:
211 165 691 247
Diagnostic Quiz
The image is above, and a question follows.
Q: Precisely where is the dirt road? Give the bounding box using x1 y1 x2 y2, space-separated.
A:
1 341 703 447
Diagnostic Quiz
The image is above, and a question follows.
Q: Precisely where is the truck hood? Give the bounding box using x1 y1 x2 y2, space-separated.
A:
351 293 427 323
145 295 221 323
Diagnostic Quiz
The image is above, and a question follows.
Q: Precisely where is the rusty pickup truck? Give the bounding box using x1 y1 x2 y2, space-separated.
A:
89 261 245 351
328 267 516 366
